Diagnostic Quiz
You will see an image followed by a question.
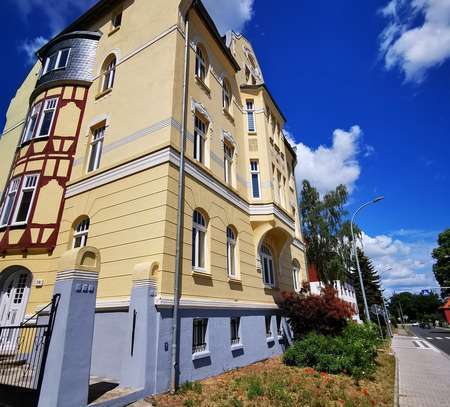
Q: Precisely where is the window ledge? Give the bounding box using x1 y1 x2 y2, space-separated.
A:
95 88 113 100
108 26 121 36
248 131 257 135
223 107 234 123
195 76 211 95
266 336 275 343
277 335 284 341
231 343 244 351
192 268 211 277
192 350 210 361
228 276 241 284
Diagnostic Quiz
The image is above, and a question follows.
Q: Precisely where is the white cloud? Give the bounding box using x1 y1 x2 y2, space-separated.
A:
203 0 255 33
19 37 48 63
359 231 438 294
379 0 450 82
12 0 96 62
291 125 363 196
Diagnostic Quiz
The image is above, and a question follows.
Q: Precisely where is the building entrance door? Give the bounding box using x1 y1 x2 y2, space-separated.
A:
0 270 31 349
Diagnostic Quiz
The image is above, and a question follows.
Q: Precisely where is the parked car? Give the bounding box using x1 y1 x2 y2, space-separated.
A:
419 321 431 329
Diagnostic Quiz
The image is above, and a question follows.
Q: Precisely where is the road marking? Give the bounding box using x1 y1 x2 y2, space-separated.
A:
436 337 443 340
426 337 433 339
446 337 450 339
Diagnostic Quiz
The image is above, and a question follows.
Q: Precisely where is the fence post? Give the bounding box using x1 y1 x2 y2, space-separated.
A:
120 262 159 394
38 247 100 407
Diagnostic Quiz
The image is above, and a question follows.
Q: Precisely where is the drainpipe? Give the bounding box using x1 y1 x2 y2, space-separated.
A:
170 5 191 394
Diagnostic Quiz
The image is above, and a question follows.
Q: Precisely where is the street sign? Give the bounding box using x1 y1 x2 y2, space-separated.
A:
370 304 383 315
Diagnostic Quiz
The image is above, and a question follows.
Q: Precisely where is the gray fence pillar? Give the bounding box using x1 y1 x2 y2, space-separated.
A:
120 263 159 394
38 247 100 407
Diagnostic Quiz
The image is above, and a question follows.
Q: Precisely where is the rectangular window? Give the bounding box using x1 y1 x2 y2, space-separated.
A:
0 178 20 227
22 102 42 143
265 316 272 338
224 143 234 185
87 127 105 173
246 100 255 132
276 316 283 336
12 174 39 225
230 317 241 346
194 115 206 163
112 12 122 29
36 98 58 138
43 49 71 75
192 318 208 354
250 160 260 199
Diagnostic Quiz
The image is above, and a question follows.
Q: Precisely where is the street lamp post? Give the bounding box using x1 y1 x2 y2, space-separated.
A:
378 267 393 337
350 196 384 322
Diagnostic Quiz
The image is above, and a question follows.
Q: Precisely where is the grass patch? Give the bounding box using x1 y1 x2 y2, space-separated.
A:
150 347 395 406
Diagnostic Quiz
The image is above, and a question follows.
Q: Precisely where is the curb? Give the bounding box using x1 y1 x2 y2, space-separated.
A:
394 351 399 407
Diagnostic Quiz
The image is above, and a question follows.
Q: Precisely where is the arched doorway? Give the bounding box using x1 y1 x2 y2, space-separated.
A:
0 267 32 329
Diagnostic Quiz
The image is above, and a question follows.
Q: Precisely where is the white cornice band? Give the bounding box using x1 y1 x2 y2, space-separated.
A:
66 145 298 233
155 296 280 310
56 270 99 281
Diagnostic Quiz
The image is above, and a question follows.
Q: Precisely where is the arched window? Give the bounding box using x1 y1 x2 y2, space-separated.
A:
102 56 116 92
226 226 237 278
73 217 90 248
222 79 231 111
192 210 207 270
195 45 207 82
260 244 275 287
292 260 301 292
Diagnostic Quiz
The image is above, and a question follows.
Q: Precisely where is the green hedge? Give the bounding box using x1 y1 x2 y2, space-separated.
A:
283 323 382 379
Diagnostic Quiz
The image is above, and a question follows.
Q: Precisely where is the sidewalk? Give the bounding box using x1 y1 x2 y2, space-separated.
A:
393 334 450 407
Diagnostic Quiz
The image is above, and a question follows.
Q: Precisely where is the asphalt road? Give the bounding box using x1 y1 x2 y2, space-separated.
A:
409 325 450 356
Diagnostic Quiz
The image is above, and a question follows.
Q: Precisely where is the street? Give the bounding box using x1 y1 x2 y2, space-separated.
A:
409 325 450 356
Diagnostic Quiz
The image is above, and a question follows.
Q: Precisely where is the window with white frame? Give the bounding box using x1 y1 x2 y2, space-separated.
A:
292 262 301 292
246 100 256 132
222 79 231 111
192 318 208 353
112 11 122 29
36 98 58 138
42 48 71 75
193 115 207 163
22 102 43 143
195 46 207 82
265 315 272 338
223 142 234 185
260 243 275 287
73 217 90 248
12 174 39 225
87 126 105 173
0 178 20 227
250 160 261 199
192 210 207 270
226 226 237 278
102 57 116 92
230 317 240 345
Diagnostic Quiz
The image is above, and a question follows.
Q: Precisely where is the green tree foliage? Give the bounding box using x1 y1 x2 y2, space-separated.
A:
432 229 450 297
350 248 383 313
388 291 442 322
300 180 359 283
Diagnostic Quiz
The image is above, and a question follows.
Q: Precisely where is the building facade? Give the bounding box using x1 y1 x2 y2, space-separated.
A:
0 0 307 394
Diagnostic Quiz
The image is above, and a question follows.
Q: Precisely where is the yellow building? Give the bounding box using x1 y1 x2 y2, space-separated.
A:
0 0 307 392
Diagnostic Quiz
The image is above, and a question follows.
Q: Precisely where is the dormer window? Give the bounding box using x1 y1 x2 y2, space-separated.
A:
42 49 71 75
112 12 122 29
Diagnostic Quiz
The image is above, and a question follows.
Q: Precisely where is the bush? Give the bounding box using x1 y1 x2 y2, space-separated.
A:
283 323 381 379
280 286 355 339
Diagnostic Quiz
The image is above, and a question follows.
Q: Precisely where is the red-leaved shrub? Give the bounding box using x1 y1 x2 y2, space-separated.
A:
280 285 354 339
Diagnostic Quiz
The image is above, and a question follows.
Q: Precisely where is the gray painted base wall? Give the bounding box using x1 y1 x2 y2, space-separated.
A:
90 311 128 381
155 308 286 393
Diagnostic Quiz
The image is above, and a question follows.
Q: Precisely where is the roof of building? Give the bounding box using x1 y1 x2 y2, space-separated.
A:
35 0 240 71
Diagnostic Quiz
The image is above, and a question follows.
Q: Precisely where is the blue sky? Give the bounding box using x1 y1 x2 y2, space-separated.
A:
1 0 449 294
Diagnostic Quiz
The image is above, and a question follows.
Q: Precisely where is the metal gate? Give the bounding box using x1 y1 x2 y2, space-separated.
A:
0 294 60 407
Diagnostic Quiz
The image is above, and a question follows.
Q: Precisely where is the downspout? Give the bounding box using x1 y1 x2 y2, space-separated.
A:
170 6 191 394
